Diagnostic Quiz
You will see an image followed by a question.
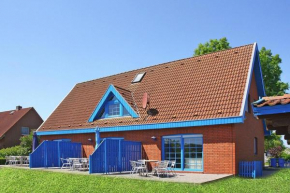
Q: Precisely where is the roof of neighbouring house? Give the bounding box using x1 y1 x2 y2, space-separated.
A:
38 43 258 132
253 94 290 107
0 107 33 137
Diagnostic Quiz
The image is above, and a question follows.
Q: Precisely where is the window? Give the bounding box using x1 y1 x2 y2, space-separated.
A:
163 134 203 171
97 94 131 119
254 137 258 155
132 72 146 83
21 127 29 135
108 104 120 116
245 94 252 113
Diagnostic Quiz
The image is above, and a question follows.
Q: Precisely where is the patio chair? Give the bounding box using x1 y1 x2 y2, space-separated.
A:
23 156 30 165
5 156 10 165
169 161 177 176
61 158 71 169
9 157 20 165
73 159 86 171
130 161 146 175
154 161 170 177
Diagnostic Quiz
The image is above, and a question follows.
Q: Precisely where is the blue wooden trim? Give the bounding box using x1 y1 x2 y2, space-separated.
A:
95 128 100 149
161 139 165 160
100 116 243 132
89 155 92 174
36 128 96 136
181 137 184 170
88 84 139 122
263 120 271 136
58 142 61 167
36 116 244 136
253 103 290 116
254 45 266 97
104 139 107 174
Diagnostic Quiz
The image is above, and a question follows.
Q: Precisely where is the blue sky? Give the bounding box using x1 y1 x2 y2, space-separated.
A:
0 1 289 127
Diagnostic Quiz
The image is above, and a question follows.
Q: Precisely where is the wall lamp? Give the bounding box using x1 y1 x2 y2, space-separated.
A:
151 136 157 141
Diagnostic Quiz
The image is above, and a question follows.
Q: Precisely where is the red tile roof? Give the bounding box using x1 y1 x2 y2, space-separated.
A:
253 94 290 107
0 108 33 137
39 44 255 132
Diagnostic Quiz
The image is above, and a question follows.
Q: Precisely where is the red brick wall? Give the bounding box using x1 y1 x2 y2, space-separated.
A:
41 124 236 174
233 73 265 172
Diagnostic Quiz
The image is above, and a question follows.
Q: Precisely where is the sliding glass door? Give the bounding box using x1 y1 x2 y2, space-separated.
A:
162 134 203 171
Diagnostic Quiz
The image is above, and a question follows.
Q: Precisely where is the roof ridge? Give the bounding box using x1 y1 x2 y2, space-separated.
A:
77 43 255 85
0 107 32 114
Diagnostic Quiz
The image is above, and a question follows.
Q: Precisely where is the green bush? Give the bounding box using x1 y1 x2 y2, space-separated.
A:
0 158 6 165
0 146 31 158
281 151 290 161
0 131 34 158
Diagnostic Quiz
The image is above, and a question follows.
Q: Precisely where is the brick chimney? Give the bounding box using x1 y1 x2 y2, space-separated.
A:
16 106 22 111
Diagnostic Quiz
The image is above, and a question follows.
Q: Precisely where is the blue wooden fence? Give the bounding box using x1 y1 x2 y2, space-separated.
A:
30 140 82 168
89 138 141 174
239 161 263 178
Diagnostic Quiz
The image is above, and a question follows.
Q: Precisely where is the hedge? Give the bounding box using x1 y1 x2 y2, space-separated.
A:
0 158 6 165
0 146 30 158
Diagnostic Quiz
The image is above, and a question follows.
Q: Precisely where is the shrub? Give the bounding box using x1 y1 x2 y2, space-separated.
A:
281 151 290 161
0 146 31 158
268 146 283 158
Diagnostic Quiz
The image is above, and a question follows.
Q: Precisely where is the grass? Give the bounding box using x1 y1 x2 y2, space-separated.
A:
0 168 289 193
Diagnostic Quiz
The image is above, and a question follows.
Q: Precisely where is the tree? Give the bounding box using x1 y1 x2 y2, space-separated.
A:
193 37 231 56
20 131 33 151
264 133 285 151
259 47 289 96
193 38 289 96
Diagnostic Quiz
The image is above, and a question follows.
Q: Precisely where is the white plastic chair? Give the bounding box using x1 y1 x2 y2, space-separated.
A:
154 161 170 177
61 158 71 169
130 161 146 175
169 161 177 176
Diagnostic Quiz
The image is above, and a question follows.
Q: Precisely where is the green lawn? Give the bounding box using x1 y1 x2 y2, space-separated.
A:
0 168 289 193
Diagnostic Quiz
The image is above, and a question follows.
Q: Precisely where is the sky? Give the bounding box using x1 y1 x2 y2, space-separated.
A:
0 1 290 142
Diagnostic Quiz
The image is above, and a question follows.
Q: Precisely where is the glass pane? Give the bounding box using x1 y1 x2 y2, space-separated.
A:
108 104 120 116
183 137 203 170
123 107 130 116
163 137 181 169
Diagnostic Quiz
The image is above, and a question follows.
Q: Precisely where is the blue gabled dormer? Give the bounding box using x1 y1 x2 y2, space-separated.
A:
88 84 139 122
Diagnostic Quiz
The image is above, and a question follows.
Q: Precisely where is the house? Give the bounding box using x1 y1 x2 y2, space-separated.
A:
0 106 43 149
253 94 290 143
36 43 267 174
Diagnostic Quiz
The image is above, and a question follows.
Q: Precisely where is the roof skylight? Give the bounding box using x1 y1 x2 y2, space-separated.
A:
132 72 146 83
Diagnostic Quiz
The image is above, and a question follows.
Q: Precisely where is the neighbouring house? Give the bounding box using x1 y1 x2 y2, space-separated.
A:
36 43 267 174
253 94 290 143
0 106 43 149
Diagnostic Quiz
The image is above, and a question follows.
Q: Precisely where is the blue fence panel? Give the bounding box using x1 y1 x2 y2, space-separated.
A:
90 138 141 174
29 141 45 168
30 140 82 168
121 141 142 171
239 161 263 178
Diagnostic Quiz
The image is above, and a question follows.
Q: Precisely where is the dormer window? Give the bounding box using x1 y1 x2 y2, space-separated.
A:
88 84 139 122
97 94 130 119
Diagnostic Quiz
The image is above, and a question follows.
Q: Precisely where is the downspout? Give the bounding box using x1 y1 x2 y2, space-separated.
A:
95 127 101 149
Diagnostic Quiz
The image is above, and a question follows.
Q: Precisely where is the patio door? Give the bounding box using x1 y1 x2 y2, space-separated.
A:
162 134 203 171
